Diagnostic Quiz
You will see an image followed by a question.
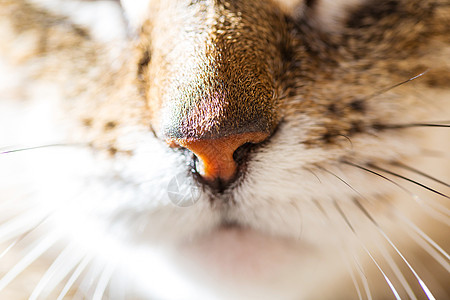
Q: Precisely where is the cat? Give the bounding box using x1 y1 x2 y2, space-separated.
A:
0 0 449 299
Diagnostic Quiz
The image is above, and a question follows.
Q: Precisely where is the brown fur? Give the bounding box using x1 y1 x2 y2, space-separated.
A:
1 0 448 152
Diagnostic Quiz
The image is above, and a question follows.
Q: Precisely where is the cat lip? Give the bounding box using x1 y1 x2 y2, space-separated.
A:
219 220 242 230
180 223 304 272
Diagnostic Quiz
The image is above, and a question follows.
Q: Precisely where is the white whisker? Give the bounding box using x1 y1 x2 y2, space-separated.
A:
0 240 18 260
0 216 49 260
351 199 437 300
107 271 127 300
75 259 105 299
318 165 367 199
334 201 401 300
56 255 93 300
317 196 365 300
0 143 74 155
368 164 449 200
410 194 450 226
92 263 115 300
376 241 417 300
343 161 450 225
0 232 59 292
353 257 372 300
392 162 450 188
399 214 450 262
409 228 450 273
341 249 364 300
29 244 85 300
0 211 48 245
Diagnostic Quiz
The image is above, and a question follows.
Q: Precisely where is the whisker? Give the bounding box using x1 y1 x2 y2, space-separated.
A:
353 257 373 300
343 254 364 300
0 240 18 260
317 166 366 201
92 263 115 300
342 161 450 224
336 134 354 150
405 225 450 273
305 167 322 183
107 271 128 300
374 123 450 130
318 199 371 300
56 255 94 300
376 239 418 300
0 216 49 259
309 195 371 300
29 244 85 300
351 198 437 300
75 259 104 300
333 200 401 300
336 235 368 300
0 211 49 245
332 161 440 298
365 70 428 101
0 232 60 292
398 214 450 263
368 164 449 199
0 143 85 155
391 162 450 188
342 161 406 190
336 162 447 299
374 193 450 271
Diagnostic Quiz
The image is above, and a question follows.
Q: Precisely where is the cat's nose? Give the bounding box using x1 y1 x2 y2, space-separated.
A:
167 132 268 183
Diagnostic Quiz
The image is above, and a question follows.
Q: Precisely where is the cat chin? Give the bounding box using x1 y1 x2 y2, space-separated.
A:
176 225 312 277
115 224 344 300
108 226 306 300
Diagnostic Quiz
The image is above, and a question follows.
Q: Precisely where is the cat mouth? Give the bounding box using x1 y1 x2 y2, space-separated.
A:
176 221 310 282
218 220 244 231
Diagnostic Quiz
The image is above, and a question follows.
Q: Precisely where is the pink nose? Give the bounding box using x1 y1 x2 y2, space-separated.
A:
167 132 269 182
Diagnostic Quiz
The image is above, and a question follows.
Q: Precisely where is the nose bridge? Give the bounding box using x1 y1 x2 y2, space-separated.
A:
148 0 284 140
162 59 276 139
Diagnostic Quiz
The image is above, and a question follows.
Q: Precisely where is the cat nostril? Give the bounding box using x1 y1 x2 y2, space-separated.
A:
167 132 269 183
232 142 255 165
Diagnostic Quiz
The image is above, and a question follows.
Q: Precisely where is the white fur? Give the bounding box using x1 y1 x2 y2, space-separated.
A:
1 75 441 299
1 1 449 299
